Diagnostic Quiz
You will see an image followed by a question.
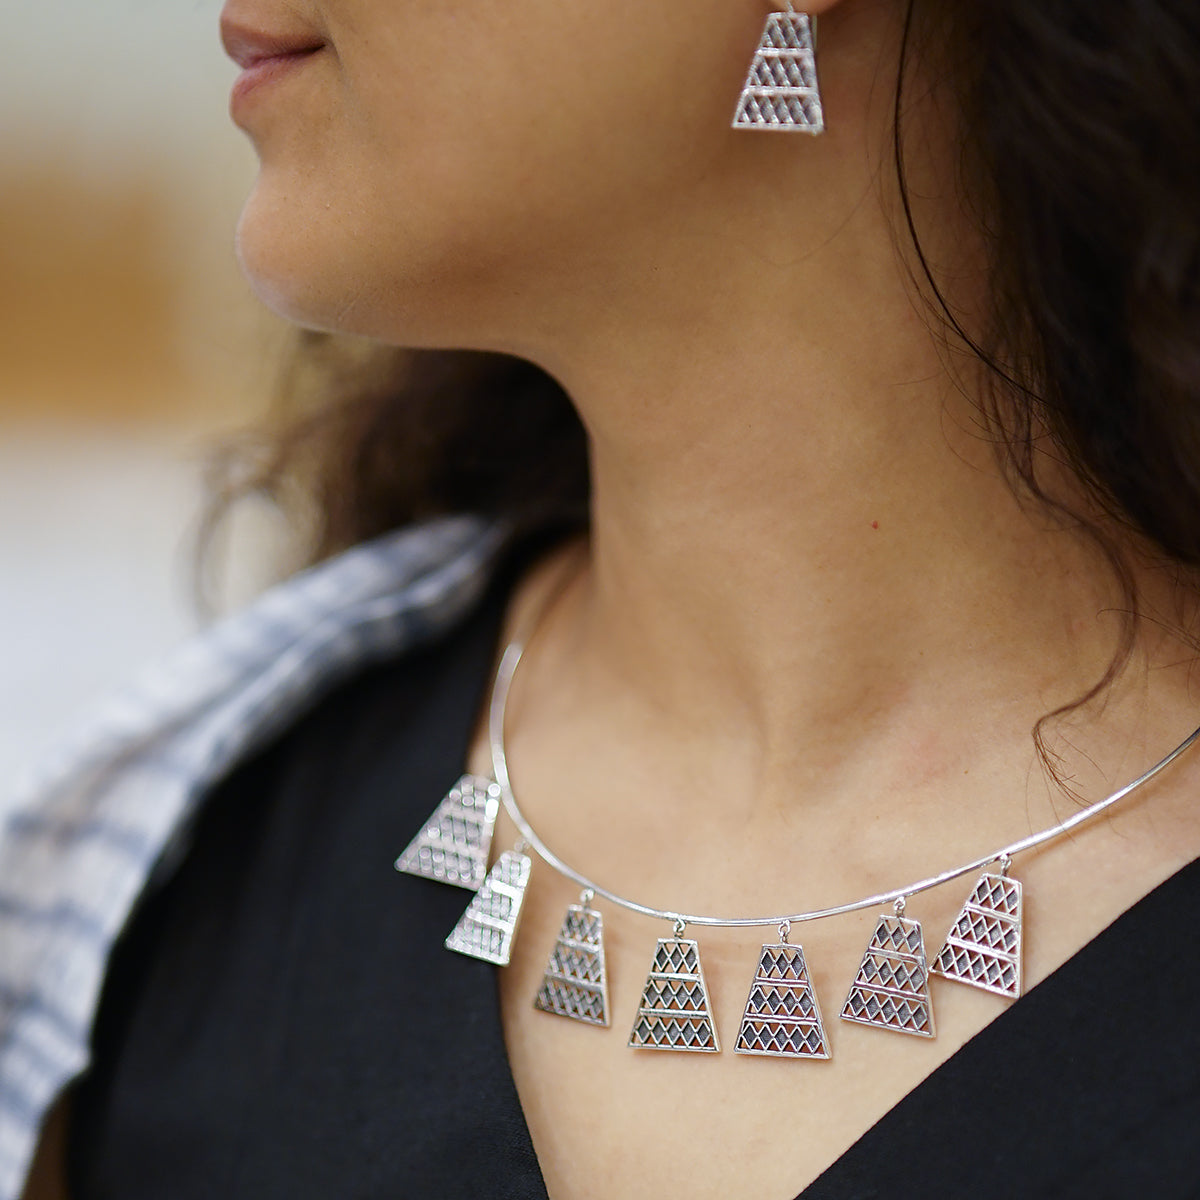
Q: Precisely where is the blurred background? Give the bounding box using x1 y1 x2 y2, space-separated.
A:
0 0 292 790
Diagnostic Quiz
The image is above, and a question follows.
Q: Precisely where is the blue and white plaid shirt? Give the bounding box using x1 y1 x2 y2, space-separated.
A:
0 515 505 1198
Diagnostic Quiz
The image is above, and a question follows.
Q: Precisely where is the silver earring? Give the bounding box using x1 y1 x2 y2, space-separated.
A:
732 7 825 134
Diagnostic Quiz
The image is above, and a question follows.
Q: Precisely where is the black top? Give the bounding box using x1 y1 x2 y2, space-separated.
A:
68 576 1200 1198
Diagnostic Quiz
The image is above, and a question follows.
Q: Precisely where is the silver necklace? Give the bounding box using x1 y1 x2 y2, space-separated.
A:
396 629 1200 1058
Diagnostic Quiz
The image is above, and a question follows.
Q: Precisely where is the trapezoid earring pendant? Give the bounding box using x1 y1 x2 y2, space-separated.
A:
394 773 500 891
628 921 720 1053
735 922 830 1059
732 7 825 134
840 898 935 1038
931 856 1024 999
533 889 610 1027
444 846 532 966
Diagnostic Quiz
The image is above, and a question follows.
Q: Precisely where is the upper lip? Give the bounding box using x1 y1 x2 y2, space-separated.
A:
220 14 325 69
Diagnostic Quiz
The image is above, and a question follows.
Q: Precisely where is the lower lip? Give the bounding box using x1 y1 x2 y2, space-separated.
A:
230 49 321 119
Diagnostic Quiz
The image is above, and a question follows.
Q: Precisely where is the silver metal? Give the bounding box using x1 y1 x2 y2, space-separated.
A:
735 943 830 1059
395 773 500 891
444 849 531 966
840 913 935 1038
534 896 611 1027
732 10 825 134
931 869 1024 999
489 636 1200 930
628 938 720 1053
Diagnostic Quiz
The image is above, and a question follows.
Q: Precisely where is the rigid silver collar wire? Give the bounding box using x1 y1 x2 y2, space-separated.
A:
489 634 1200 930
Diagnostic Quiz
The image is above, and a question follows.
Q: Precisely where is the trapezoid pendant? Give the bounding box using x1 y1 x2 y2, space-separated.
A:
628 929 720 1053
840 902 935 1038
732 11 825 134
534 891 610 1027
444 849 532 966
735 936 830 1059
932 864 1023 999
394 773 500 891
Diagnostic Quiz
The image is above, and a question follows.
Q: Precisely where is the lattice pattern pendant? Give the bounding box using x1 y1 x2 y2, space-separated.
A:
735 942 830 1059
841 911 935 1038
732 12 825 134
628 936 720 1053
534 895 611 1027
444 850 532 966
932 870 1024 999
394 774 500 891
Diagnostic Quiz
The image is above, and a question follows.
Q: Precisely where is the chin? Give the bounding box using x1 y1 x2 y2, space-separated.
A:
235 194 354 334
233 182 508 348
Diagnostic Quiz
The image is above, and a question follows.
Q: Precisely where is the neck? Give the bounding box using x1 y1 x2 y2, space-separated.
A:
489 3 1172 816
558 327 1119 772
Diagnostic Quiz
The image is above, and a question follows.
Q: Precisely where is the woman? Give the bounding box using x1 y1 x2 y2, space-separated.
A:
6 0 1200 1195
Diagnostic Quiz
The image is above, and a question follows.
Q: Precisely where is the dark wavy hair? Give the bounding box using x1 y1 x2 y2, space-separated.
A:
207 0 1200 613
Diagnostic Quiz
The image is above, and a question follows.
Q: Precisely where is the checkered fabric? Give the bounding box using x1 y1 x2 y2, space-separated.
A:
0 515 505 1198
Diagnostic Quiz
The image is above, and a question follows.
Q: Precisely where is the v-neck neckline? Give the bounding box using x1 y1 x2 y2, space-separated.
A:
476 850 1200 1198
457 555 1200 1198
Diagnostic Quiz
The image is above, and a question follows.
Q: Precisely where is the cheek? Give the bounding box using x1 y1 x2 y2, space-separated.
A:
234 1 758 340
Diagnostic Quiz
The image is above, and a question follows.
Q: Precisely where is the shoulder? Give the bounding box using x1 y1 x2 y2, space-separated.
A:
0 515 507 1200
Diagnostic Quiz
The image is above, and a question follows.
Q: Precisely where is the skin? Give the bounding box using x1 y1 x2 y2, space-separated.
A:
25 0 1200 1196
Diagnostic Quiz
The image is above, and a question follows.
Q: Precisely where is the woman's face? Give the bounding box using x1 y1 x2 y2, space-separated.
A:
222 0 775 347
